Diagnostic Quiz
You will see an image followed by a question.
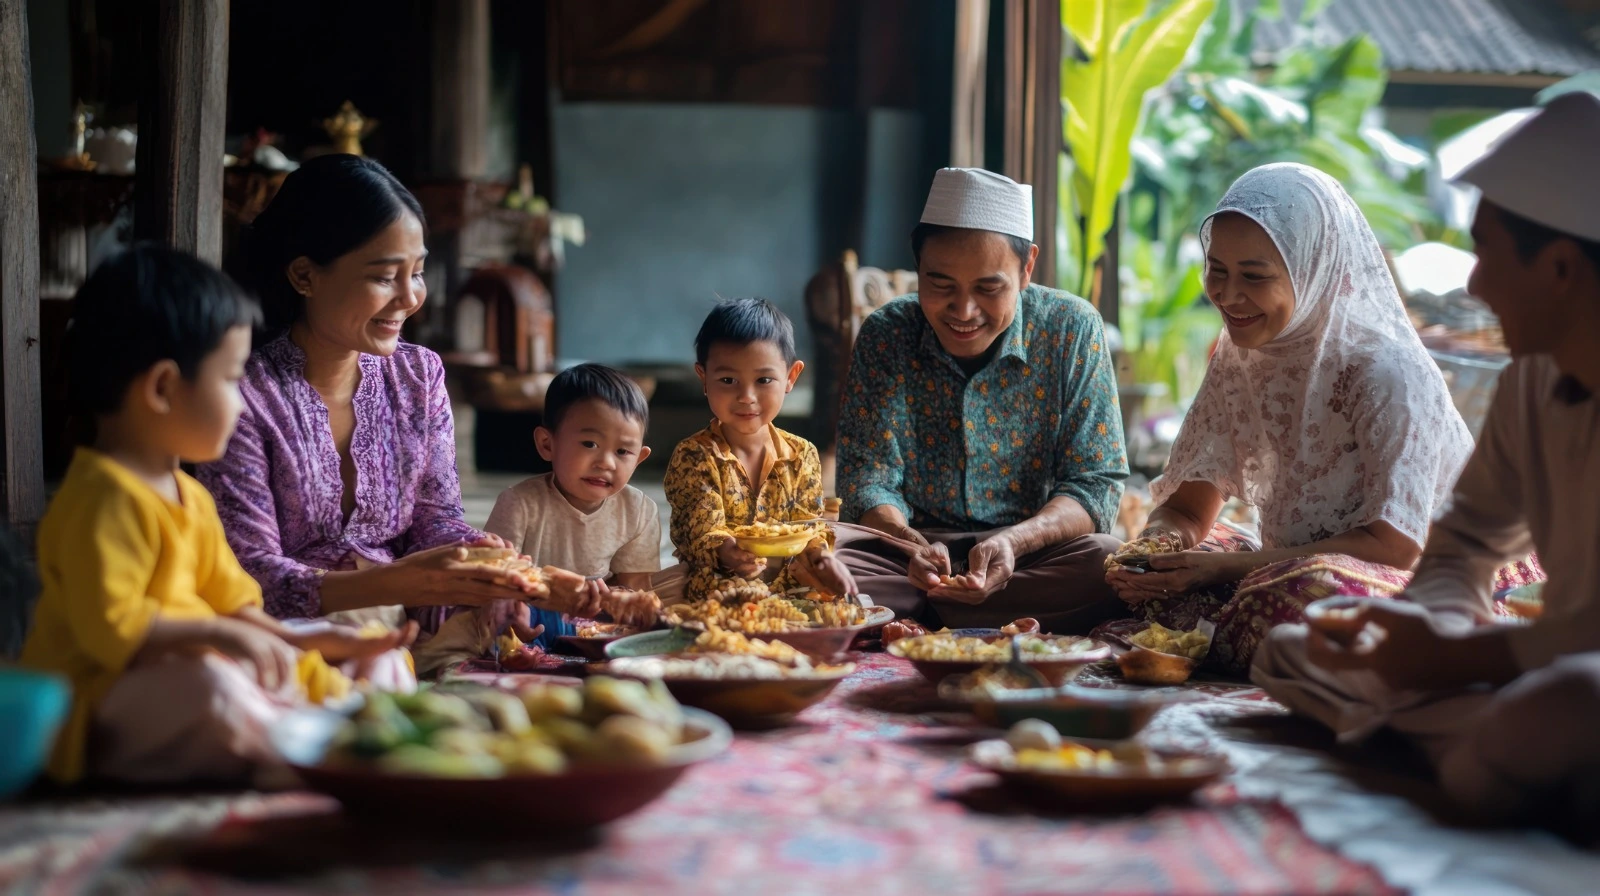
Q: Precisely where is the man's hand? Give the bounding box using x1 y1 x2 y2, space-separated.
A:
928 537 1016 605
1305 600 1482 691
907 541 953 592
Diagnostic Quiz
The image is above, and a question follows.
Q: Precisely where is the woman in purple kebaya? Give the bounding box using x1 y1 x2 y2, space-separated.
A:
199 155 590 636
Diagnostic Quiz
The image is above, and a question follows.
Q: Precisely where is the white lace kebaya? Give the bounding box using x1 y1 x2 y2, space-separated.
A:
1153 163 1473 551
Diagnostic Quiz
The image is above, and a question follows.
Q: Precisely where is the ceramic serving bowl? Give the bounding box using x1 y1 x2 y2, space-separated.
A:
273 703 731 830
656 605 894 660
940 681 1196 740
1115 645 1198 686
968 738 1228 810
556 625 645 661
602 657 850 729
888 635 1111 687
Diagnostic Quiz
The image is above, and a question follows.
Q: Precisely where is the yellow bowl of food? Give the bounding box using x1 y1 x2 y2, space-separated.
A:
1115 622 1212 685
731 523 822 558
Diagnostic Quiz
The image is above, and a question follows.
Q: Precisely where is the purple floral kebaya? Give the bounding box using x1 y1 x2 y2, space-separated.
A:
198 335 482 620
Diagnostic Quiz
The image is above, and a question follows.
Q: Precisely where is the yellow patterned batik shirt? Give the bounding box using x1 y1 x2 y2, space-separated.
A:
663 420 830 600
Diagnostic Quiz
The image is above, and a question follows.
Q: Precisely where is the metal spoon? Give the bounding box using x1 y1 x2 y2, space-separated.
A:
1005 633 1051 690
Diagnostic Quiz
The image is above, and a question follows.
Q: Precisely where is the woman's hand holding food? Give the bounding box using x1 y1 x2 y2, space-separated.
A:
717 537 768 578
385 540 538 607
1106 549 1249 603
928 537 1016 604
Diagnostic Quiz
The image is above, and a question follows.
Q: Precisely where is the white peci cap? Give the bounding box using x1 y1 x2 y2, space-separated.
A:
919 167 1035 242
1457 91 1600 242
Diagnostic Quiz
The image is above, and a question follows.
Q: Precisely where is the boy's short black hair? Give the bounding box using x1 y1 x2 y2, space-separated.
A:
910 222 1034 271
1493 202 1600 274
68 243 261 416
693 297 797 367
542 363 650 433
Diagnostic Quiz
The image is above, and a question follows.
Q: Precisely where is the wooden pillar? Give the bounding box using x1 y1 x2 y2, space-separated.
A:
431 0 491 179
133 0 228 264
1023 0 1060 289
0 0 45 534
1001 0 1060 288
951 0 989 168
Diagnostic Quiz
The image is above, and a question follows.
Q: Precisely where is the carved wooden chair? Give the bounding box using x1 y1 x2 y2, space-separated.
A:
804 250 917 493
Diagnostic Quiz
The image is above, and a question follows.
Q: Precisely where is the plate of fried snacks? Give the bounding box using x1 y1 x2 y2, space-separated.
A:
1115 622 1213 685
664 587 893 657
603 628 855 728
887 632 1110 686
271 677 731 828
730 521 824 558
968 720 1227 809
938 670 1196 740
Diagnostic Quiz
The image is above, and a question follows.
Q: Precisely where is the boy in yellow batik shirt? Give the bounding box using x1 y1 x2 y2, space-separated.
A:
21 246 416 785
663 299 856 601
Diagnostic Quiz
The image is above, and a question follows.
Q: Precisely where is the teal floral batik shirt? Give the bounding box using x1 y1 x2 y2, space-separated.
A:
837 285 1127 533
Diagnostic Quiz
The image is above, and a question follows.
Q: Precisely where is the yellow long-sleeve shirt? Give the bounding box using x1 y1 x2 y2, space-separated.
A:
20 449 263 782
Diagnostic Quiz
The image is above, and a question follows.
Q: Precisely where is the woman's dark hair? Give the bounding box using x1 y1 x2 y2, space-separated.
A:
238 154 425 335
67 243 260 415
910 222 1033 270
693 297 797 367
543 363 650 433
1493 202 1600 274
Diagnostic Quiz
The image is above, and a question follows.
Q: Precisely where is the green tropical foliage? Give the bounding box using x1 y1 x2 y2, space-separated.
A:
1114 0 1438 406
1060 0 1216 304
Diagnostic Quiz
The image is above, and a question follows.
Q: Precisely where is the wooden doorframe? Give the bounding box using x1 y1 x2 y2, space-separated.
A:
0 0 46 538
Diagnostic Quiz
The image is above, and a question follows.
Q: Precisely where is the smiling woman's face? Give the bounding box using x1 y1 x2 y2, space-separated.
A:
1204 212 1296 349
288 212 428 357
916 229 1037 359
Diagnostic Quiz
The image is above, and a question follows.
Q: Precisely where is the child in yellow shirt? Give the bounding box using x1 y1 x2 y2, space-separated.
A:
20 245 415 785
663 298 856 601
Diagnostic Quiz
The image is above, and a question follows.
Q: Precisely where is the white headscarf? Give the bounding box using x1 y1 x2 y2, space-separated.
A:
1153 163 1473 550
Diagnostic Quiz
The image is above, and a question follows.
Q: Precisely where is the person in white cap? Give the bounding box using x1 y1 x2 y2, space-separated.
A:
1252 91 1600 834
832 168 1128 632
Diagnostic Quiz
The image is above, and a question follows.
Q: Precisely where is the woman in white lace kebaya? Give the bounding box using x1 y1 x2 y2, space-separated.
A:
1098 163 1542 674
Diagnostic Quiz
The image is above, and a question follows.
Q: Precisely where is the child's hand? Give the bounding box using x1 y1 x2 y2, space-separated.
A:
288 621 420 664
717 537 767 577
538 566 606 618
207 617 298 692
477 600 545 643
793 549 858 598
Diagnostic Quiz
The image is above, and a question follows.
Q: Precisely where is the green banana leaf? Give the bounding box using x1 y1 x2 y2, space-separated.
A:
1062 0 1215 302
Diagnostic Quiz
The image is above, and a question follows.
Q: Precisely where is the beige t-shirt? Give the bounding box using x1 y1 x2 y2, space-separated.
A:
1407 354 1598 670
483 474 661 578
